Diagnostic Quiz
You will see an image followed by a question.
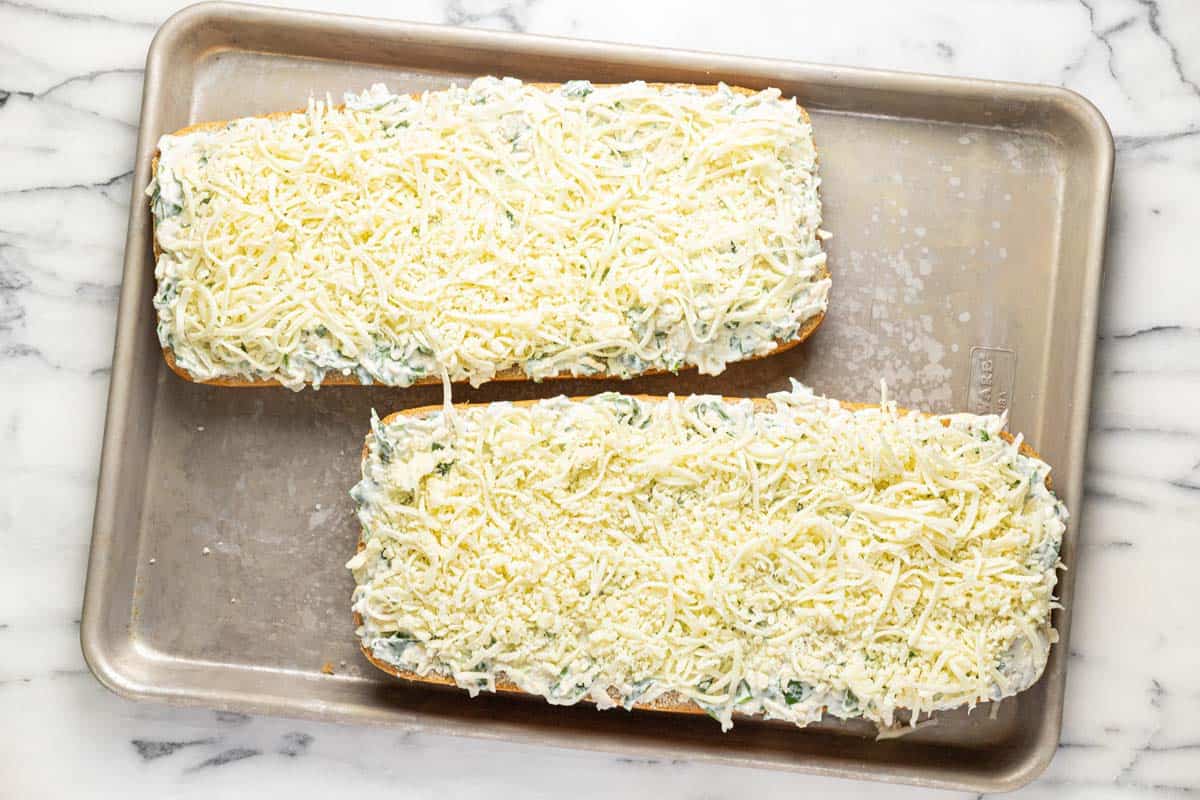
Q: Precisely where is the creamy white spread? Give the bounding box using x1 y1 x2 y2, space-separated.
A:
147 78 829 390
348 382 1067 730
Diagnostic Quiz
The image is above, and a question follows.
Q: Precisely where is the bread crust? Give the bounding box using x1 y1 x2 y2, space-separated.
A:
150 83 828 388
353 394 1050 721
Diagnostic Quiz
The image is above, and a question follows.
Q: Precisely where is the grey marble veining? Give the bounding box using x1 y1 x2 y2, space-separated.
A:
2 0 1198 797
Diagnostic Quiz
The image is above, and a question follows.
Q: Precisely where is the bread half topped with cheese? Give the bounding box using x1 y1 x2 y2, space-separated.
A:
347 382 1067 731
147 78 830 391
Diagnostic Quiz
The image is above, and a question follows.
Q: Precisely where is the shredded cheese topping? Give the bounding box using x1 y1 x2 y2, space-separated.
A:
348 383 1067 730
147 78 829 390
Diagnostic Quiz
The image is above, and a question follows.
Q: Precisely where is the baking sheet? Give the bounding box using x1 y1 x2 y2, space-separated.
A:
81 2 1112 791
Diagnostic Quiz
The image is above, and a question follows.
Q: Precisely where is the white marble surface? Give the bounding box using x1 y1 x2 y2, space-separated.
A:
2 0 1198 796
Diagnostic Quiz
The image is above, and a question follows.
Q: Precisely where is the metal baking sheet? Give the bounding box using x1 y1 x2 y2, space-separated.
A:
81 2 1112 792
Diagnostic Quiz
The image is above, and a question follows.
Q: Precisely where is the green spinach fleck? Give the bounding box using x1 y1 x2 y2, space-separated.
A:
784 680 813 705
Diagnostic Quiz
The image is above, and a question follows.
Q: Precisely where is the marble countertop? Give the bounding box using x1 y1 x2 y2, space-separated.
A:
2 0 1198 796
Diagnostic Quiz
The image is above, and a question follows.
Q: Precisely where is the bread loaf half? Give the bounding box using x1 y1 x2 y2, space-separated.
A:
348 384 1066 731
149 79 830 390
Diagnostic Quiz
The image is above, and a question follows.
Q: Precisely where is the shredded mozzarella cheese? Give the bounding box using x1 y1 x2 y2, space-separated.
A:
147 78 829 390
348 382 1067 730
